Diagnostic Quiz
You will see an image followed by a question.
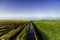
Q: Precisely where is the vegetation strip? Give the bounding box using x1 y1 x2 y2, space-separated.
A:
32 22 43 40
16 24 29 40
9 26 25 40
0 21 29 40
0 26 24 40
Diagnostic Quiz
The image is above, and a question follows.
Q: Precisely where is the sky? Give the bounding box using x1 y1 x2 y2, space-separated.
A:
0 0 60 20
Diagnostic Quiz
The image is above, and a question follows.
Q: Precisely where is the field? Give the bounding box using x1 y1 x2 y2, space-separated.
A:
0 20 60 40
33 20 60 40
0 20 29 40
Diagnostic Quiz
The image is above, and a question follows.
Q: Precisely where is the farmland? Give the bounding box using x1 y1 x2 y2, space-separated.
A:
0 20 60 40
0 20 29 40
33 20 60 40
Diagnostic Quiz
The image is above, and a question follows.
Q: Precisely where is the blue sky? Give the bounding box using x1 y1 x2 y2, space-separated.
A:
0 0 60 20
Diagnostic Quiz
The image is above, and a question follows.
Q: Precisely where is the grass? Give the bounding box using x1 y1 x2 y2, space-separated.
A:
33 20 60 40
16 24 29 40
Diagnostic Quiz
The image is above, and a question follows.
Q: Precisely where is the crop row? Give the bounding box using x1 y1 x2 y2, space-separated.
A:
16 24 29 40
0 22 29 40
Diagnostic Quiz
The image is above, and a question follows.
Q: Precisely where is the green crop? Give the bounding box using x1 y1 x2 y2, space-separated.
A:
33 20 60 40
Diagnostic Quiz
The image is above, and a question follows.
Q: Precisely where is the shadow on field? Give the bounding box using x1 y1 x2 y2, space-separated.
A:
32 22 49 40
9 27 25 40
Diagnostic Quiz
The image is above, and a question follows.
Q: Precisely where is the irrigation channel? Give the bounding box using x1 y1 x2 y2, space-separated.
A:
9 22 42 40
27 22 43 40
27 23 35 40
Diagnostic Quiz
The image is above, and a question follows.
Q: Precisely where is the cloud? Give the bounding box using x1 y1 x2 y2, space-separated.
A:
0 13 59 20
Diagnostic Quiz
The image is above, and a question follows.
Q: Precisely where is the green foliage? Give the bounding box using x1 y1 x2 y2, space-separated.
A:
16 25 29 40
33 20 60 40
